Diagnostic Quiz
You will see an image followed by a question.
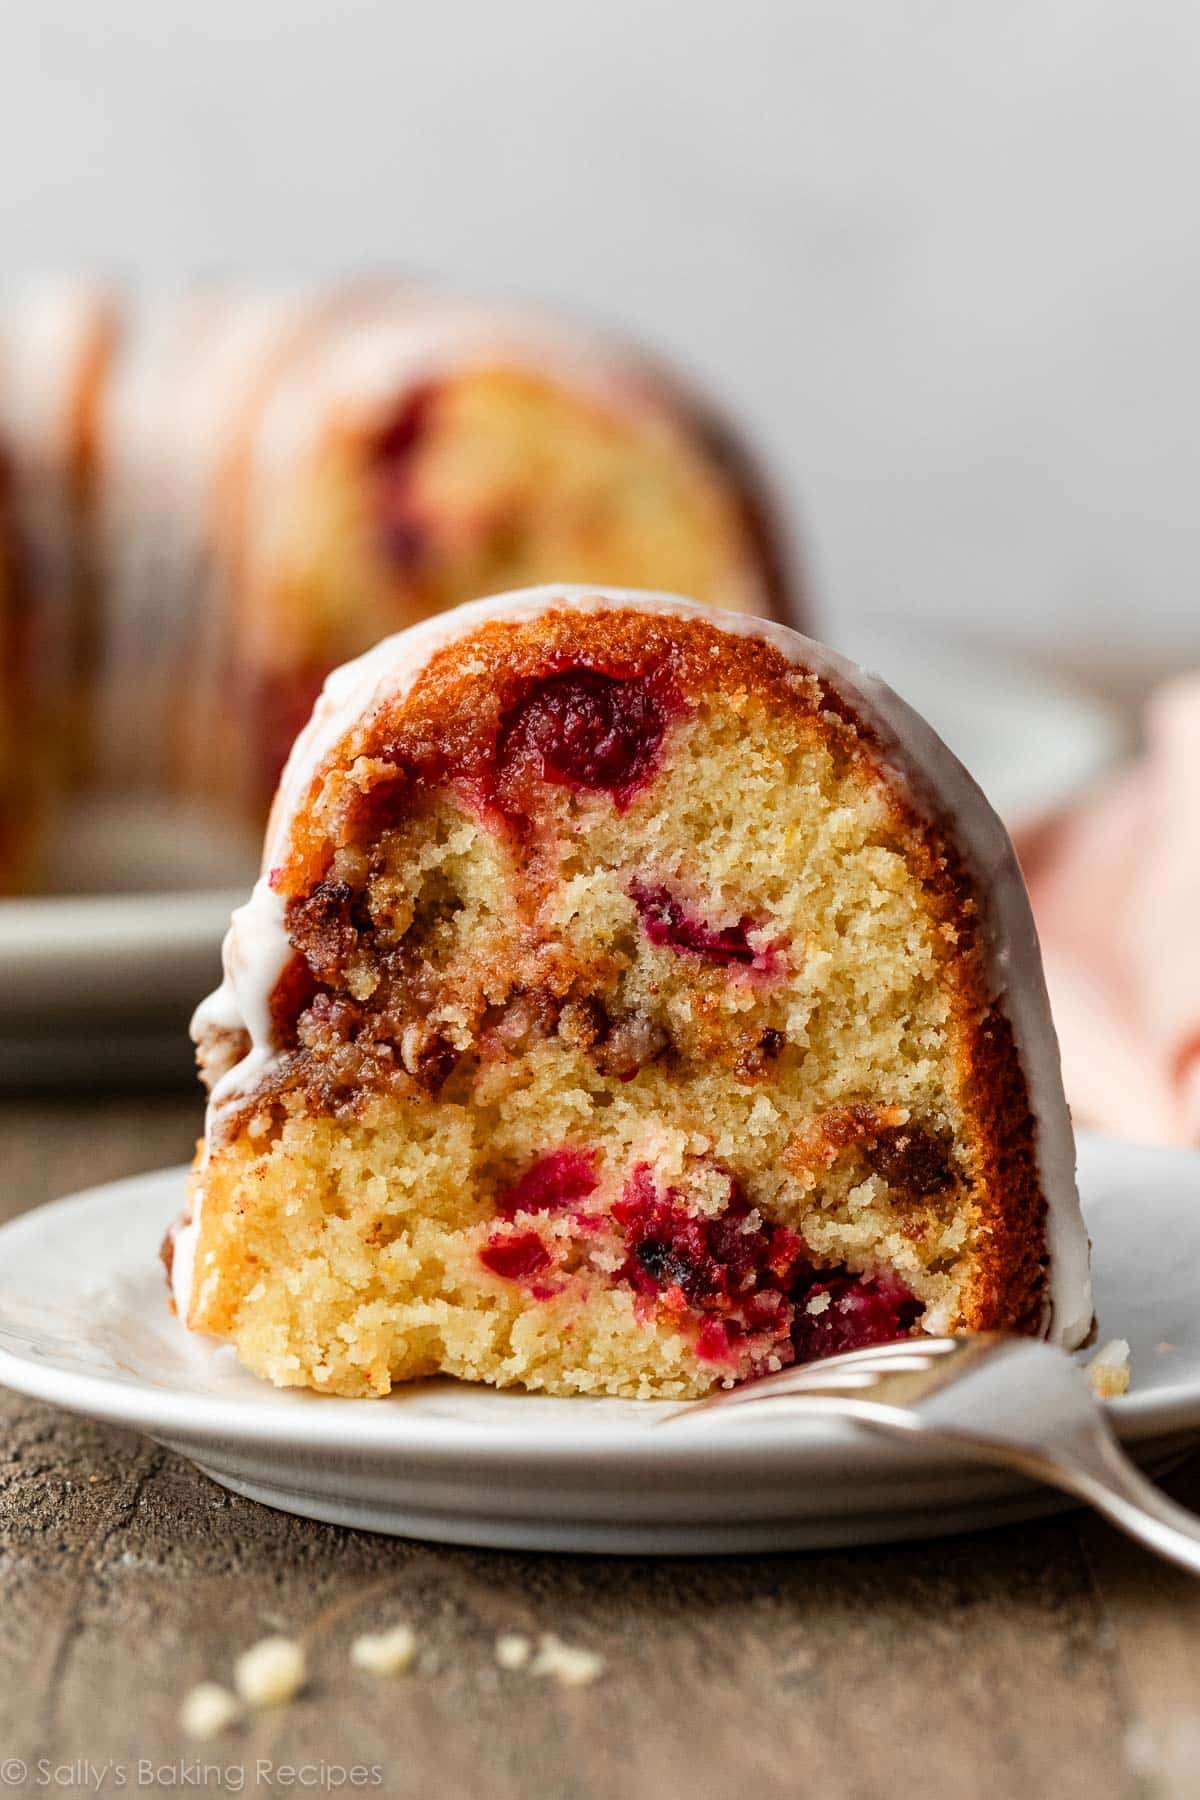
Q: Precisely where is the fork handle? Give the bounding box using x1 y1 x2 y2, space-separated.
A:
879 1419 1200 1576
1045 1433 1200 1575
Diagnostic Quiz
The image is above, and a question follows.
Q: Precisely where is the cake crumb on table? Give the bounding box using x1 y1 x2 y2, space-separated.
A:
234 1636 307 1707
351 1624 418 1675
494 1632 533 1671
529 1633 606 1687
1087 1338 1131 1400
180 1682 241 1741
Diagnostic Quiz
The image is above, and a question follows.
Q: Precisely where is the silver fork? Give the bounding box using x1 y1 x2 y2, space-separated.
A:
672 1333 1200 1572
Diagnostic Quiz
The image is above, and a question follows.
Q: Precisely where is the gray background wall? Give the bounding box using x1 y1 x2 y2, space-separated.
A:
4 0 1197 689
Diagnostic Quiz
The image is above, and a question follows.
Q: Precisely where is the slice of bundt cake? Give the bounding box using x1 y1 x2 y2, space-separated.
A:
171 587 1092 1399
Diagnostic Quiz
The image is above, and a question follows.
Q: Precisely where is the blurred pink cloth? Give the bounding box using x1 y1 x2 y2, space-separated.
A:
1016 674 1200 1146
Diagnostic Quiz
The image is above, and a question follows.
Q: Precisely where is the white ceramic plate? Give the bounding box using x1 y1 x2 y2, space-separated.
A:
0 637 1120 1056
0 1132 1195 1554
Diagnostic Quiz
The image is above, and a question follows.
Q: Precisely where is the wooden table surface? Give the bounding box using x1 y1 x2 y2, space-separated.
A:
2 1095 1198 1800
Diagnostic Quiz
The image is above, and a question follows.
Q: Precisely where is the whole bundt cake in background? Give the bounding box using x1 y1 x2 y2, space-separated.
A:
211 292 795 806
0 282 801 882
0 443 30 892
170 587 1092 1400
0 283 115 889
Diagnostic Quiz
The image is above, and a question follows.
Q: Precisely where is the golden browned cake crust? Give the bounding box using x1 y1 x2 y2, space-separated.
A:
176 590 1091 1400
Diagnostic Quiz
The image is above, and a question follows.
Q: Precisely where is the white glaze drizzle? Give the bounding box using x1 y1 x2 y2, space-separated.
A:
180 586 1092 1346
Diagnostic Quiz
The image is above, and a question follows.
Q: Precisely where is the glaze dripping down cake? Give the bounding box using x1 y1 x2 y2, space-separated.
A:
170 588 1092 1399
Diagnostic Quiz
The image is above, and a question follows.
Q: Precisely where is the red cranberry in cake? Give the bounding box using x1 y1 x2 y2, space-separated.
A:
494 670 669 810
613 1164 798 1308
495 1149 599 1220
789 1269 921 1362
630 877 765 968
609 1162 917 1375
174 587 1092 1399
479 1231 553 1283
